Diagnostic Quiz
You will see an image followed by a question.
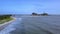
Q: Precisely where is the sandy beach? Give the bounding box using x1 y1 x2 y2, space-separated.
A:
0 17 16 31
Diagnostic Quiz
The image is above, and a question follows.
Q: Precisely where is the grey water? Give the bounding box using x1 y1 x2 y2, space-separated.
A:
0 16 60 34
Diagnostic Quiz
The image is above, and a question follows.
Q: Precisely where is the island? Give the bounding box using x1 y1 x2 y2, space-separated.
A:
32 12 48 16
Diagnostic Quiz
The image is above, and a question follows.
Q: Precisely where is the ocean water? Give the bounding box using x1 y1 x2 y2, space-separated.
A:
0 16 60 34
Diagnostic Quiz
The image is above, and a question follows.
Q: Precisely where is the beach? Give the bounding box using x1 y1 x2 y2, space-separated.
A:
0 17 16 31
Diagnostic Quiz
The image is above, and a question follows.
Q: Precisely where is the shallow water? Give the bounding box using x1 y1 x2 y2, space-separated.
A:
0 18 22 34
0 16 60 34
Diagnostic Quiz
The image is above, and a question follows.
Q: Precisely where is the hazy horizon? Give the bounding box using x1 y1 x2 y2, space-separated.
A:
0 0 60 14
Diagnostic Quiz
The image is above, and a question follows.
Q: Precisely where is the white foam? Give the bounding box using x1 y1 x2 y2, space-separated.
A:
0 18 22 34
0 23 16 34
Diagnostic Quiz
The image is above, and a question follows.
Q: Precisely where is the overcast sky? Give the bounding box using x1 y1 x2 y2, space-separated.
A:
0 0 60 14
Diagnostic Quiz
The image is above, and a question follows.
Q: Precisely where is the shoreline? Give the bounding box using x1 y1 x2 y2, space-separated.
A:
0 17 16 31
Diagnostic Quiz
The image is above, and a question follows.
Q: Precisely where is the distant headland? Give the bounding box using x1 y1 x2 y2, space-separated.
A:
32 12 48 16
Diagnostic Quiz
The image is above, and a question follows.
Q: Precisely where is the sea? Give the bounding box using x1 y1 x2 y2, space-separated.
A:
0 15 60 34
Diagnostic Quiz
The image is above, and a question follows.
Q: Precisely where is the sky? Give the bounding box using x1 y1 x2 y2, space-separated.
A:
0 0 60 14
